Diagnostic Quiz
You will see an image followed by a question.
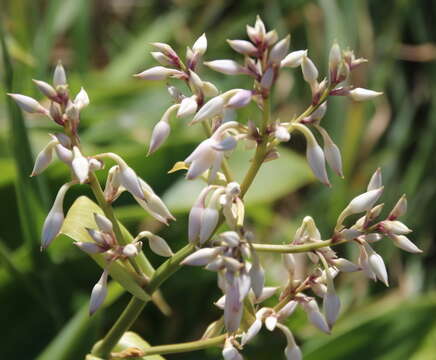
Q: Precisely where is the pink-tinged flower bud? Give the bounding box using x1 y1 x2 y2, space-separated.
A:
349 88 383 101
380 220 412 235
199 207 219 244
86 228 111 247
71 146 89 184
316 126 343 177
8 93 48 114
89 270 108 315
74 241 105 254
323 286 340 328
281 50 307 68
193 33 207 55
365 243 389 286
222 339 243 360
74 87 90 110
227 89 252 109
269 35 290 64
151 51 172 66
201 81 219 97
93 213 113 233
227 39 257 56
388 195 407 220
260 67 274 89
181 247 221 266
49 102 64 125
190 96 225 125
177 96 198 118
32 79 57 99
278 300 298 321
265 29 279 46
390 235 422 254
133 66 182 80
302 298 330 334
331 258 360 272
242 318 262 345
55 144 73 164
367 168 382 191
41 182 73 250
204 60 246 75
249 262 265 299
265 315 278 331
138 231 173 257
301 55 319 83
31 140 57 176
53 61 67 87
148 120 171 155
275 126 291 142
150 42 178 58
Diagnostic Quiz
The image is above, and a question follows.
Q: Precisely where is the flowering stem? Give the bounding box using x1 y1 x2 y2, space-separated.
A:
252 238 348 253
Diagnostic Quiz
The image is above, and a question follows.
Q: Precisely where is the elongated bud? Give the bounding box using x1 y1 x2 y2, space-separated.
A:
201 81 219 97
8 93 48 114
89 270 108 315
390 235 422 254
323 284 340 328
74 87 90 110
380 220 412 235
74 241 105 254
283 253 296 274
301 55 319 83
150 42 178 58
142 191 175 224
303 298 330 334
138 231 173 257
181 247 221 266
104 166 122 203
249 262 265 299
316 126 343 177
53 61 67 87
227 89 252 109
31 140 57 176
265 29 279 46
86 228 110 247
71 146 89 184
177 96 198 118
330 258 360 272
329 42 342 81
269 35 290 64
55 144 73 164
190 96 225 125
224 279 243 332
94 213 113 233
199 207 219 244
32 79 57 99
388 195 407 220
204 60 246 75
41 182 73 250
349 88 383 101
49 102 63 125
117 162 145 201
255 287 278 303
193 33 207 55
241 318 262 345
148 120 171 155
219 231 240 247
227 39 257 56
367 168 382 191
281 50 307 68
278 300 298 320
275 323 302 360
365 243 389 286
151 51 172 66
133 66 182 80
260 67 274 89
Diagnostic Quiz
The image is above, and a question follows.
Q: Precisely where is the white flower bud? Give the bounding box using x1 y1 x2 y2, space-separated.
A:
331 258 360 272
193 33 207 55
88 158 103 171
367 168 383 191
227 89 252 109
199 207 219 244
151 52 172 66
32 79 57 99
8 93 48 114
71 146 89 184
283 253 296 274
227 39 257 56
255 287 278 304
260 67 274 89
219 231 240 247
86 228 110 247
323 288 340 328
133 66 182 80
201 81 219 97
117 162 145 201
365 244 389 286
222 339 243 360
285 345 302 360
54 144 73 164
364 233 383 242
93 213 113 233
265 315 278 331
249 262 265 299
269 35 290 64
74 87 90 110
301 55 319 83
181 247 221 266
53 61 67 87
31 140 57 176
388 195 407 220
315 126 343 177
204 60 246 75
329 42 342 75
177 96 198 118
147 233 173 257
275 126 291 142
41 182 72 250
281 50 307 68
303 299 330 334
380 220 412 235
190 96 225 125
150 42 178 57
278 300 298 320
349 88 383 101
122 243 139 257
346 187 384 214
265 30 279 46
89 270 108 315
148 120 171 155
74 241 105 254
242 318 262 345
390 235 422 254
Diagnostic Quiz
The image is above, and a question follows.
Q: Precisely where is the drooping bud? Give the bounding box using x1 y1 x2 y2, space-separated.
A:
276 323 302 360
41 182 73 250
227 39 257 56
323 282 340 328
349 88 383 101
227 89 252 109
316 126 343 177
330 258 360 272
55 144 73 164
122 243 139 257
89 270 108 315
8 93 48 114
265 315 278 331
269 35 290 64
302 298 330 334
277 300 298 321
71 146 89 184
249 261 265 299
136 231 173 257
364 243 389 286
219 231 240 247
241 318 262 345
281 50 307 68
199 207 219 244
148 120 171 155
204 60 246 75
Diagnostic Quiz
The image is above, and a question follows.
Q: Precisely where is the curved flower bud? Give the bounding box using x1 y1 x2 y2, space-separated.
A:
227 89 252 109
269 35 290 64
89 270 108 315
265 314 278 331
8 93 48 114
276 323 302 360
301 55 319 83
193 33 207 56
151 52 172 66
148 120 171 155
222 338 243 360
55 144 73 164
316 126 343 177
241 318 262 345
302 298 330 334
181 247 221 266
330 258 360 272
227 39 257 56
133 66 182 80
349 88 383 101
323 282 340 328
74 87 90 110
204 60 246 75
277 300 298 320
32 79 57 99
281 50 307 68
201 81 219 97
104 166 122 203
190 96 225 125
41 182 73 250
31 140 57 176
388 195 407 220
390 235 422 254
71 146 89 184
249 261 265 299
177 96 198 118
136 231 173 257
122 243 140 257
275 126 291 142
364 243 389 286
199 207 219 244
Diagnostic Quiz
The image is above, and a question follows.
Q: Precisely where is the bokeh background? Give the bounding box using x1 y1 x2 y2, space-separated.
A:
1 0 435 359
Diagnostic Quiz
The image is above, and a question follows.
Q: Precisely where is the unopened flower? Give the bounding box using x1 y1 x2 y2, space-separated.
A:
135 231 173 257
89 270 108 315
222 338 243 360
32 79 57 99
227 39 258 56
302 298 330 334
281 50 307 68
193 33 207 56
390 235 422 254
53 61 67 87
71 146 89 184
276 323 302 360
74 87 90 110
190 95 225 125
148 105 176 155
177 96 198 118
227 89 252 109
242 318 262 345
134 66 182 80
204 60 246 76
181 247 221 266
363 243 389 286
349 88 382 101
388 195 407 220
94 213 113 233
260 67 274 89
367 168 382 191
269 35 290 64
277 300 298 321
8 93 48 115
31 139 58 176
301 54 319 83
249 261 265 299
316 126 343 177
330 258 360 272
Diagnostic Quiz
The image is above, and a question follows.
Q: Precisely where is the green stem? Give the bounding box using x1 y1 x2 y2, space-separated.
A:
92 297 148 358
252 238 347 254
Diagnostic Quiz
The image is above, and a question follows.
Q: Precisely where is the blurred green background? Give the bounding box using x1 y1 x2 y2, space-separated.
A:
0 0 435 359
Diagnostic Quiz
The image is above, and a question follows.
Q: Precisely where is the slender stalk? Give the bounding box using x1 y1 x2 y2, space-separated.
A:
252 238 348 254
92 297 148 357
